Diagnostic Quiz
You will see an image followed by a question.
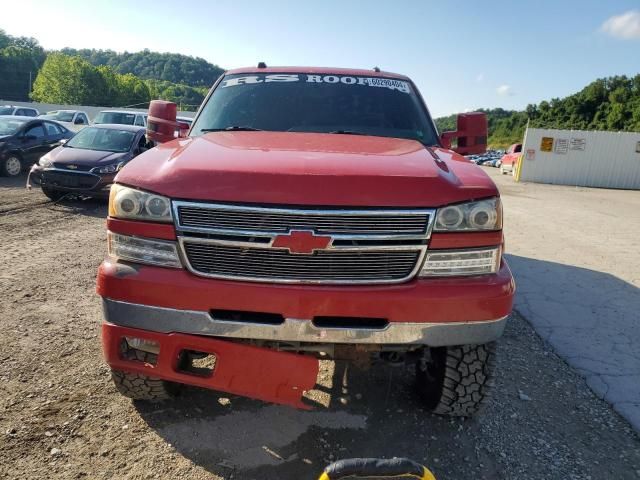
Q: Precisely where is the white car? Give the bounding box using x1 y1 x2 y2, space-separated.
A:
39 110 90 132
0 105 39 117
93 110 148 127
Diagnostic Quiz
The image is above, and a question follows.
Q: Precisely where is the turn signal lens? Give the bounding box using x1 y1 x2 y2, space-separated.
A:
108 232 181 268
420 247 501 277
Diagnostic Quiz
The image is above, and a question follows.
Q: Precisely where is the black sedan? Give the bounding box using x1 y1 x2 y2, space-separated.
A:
0 116 74 177
30 124 150 200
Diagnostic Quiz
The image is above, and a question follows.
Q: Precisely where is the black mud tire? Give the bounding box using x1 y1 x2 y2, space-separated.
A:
41 186 66 202
415 342 496 417
110 349 180 402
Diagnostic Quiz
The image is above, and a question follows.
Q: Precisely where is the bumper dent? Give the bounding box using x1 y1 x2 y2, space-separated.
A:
103 323 319 408
103 298 509 346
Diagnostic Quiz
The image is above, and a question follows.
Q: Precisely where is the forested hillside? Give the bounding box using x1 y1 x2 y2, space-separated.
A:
59 48 224 87
0 30 222 109
435 75 640 148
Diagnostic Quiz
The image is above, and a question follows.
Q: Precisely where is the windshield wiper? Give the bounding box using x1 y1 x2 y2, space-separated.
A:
201 126 263 132
328 130 368 136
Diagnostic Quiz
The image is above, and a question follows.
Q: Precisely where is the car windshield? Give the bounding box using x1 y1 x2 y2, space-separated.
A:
94 112 137 125
191 73 438 145
65 127 136 153
0 107 15 115
0 117 27 135
45 111 75 122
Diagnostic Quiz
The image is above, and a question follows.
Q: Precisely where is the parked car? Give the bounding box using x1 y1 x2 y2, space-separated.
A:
30 124 150 200
176 116 194 127
500 143 522 175
0 116 73 177
93 110 147 127
0 105 39 117
98 66 514 416
39 110 91 132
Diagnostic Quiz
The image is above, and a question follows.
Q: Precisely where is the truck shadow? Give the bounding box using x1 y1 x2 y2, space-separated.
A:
505 254 640 425
131 256 640 480
134 358 488 480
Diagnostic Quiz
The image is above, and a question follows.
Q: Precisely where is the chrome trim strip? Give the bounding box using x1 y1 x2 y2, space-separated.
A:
103 298 508 346
177 235 425 251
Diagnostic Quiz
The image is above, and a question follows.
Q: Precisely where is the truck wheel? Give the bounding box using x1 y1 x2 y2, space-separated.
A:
110 349 180 402
41 187 66 201
415 343 496 416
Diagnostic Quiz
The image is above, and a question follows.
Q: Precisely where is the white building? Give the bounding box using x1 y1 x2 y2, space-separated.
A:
517 127 640 190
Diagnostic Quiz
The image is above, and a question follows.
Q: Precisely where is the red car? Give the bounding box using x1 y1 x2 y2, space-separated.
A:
500 143 522 175
97 66 514 416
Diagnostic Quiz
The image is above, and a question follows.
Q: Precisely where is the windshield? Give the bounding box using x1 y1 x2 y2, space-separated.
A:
191 73 438 145
65 127 136 153
45 111 75 122
0 117 27 135
94 112 137 125
0 107 15 115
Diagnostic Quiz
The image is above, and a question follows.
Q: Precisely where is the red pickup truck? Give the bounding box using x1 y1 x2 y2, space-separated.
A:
500 143 522 175
97 66 514 416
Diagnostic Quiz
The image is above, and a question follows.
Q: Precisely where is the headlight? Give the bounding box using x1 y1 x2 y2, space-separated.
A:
109 184 173 223
92 162 125 174
39 155 52 167
108 232 181 268
419 247 501 277
434 198 502 231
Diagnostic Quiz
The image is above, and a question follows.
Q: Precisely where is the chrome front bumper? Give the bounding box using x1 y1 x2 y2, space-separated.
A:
102 298 508 346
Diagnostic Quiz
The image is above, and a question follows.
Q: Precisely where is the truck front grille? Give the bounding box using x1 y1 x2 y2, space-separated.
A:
173 202 435 284
182 242 421 283
42 170 100 189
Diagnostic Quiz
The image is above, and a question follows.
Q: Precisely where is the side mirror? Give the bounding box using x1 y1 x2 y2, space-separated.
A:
146 100 179 144
60 138 68 145
439 112 487 155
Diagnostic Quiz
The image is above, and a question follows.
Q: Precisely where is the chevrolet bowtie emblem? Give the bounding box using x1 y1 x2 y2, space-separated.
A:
272 230 332 255
67 165 78 169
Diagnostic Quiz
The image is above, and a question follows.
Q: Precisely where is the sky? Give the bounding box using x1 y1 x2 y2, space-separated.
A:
3 0 640 117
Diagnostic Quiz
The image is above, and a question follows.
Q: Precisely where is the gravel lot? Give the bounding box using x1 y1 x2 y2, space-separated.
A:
1 173 639 480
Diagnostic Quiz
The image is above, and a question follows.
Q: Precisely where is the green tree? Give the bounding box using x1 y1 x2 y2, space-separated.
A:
60 47 224 87
31 53 107 105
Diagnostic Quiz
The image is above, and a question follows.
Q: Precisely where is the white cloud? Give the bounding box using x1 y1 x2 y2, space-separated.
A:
601 10 640 40
476 73 484 82
496 85 515 96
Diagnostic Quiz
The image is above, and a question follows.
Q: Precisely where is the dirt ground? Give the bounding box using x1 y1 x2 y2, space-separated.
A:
1 174 639 480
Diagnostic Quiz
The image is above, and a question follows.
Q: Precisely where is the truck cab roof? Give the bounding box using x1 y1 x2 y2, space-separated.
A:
225 66 410 81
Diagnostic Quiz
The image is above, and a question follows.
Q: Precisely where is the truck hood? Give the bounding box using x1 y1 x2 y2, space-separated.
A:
49 146 128 166
116 132 498 207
